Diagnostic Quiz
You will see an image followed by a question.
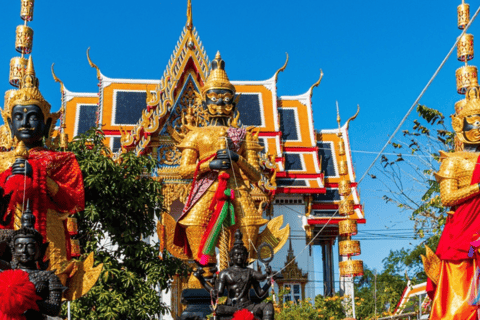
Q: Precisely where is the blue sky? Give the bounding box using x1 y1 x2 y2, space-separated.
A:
0 0 476 292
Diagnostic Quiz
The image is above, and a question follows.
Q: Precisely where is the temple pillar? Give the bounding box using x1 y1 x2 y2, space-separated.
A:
338 236 355 318
338 236 354 297
321 239 335 297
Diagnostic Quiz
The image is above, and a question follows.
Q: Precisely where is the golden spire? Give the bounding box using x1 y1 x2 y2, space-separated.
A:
25 55 35 77
336 101 342 137
19 55 38 89
186 0 193 30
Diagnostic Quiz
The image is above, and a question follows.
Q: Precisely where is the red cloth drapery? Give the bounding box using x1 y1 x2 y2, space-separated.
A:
427 154 480 299
0 148 84 259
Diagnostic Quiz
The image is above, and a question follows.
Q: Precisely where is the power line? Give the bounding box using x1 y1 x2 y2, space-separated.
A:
357 4 480 184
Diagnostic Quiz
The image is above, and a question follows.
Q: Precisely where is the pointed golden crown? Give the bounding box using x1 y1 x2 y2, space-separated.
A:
202 52 235 95
2 56 57 123
451 86 480 141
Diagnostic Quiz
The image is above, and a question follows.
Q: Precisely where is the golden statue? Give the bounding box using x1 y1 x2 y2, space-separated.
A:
0 56 102 301
423 87 480 319
158 52 288 270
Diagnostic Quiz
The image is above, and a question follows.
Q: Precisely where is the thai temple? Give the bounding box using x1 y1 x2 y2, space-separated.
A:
9 1 366 317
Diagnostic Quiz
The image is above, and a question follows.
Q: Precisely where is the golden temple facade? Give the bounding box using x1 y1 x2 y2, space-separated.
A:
58 0 365 304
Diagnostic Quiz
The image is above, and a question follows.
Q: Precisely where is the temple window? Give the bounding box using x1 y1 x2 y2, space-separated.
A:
75 104 97 135
284 283 302 303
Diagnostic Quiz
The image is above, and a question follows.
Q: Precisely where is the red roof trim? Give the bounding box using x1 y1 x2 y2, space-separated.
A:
325 182 358 188
394 286 410 314
307 218 366 225
284 147 318 152
276 187 326 194
258 132 282 137
103 130 121 136
276 172 321 179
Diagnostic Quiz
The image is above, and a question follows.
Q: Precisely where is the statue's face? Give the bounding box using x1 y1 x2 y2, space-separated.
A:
13 237 38 266
231 248 248 267
9 104 46 144
205 89 235 118
463 114 480 143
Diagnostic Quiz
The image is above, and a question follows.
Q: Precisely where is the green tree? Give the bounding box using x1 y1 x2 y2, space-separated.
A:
354 265 407 320
274 287 347 320
62 128 189 320
375 104 453 281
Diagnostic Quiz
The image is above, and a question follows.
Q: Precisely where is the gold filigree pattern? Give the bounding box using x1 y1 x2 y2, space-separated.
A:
158 145 182 166
64 253 104 301
250 215 290 260
339 219 358 236
20 0 35 21
435 151 480 207
421 245 441 285
338 240 361 256
339 260 364 277
15 25 33 54
9 57 27 87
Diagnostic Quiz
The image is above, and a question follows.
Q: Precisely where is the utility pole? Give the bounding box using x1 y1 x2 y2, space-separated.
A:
374 269 377 319
351 276 356 319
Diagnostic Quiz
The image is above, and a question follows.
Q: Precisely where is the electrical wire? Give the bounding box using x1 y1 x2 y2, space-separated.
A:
357 3 480 184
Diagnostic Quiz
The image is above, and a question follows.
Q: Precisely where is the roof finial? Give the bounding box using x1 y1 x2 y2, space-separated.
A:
51 63 65 94
186 0 193 30
336 101 342 137
86 47 102 80
345 105 360 131
51 63 67 133
309 69 324 98
274 52 289 84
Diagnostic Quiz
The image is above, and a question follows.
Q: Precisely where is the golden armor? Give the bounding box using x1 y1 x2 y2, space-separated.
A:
160 53 288 268
434 150 480 207
177 53 267 258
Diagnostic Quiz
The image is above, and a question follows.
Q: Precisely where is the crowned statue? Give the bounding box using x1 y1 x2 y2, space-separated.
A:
0 202 65 320
171 52 286 271
424 86 480 319
0 56 101 300
194 229 275 320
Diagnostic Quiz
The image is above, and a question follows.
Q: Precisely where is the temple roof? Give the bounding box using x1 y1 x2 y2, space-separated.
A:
60 1 364 223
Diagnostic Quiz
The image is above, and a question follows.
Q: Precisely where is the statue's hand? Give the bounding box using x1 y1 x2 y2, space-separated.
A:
11 159 32 177
265 265 273 276
193 267 205 279
216 149 239 162
209 159 231 170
